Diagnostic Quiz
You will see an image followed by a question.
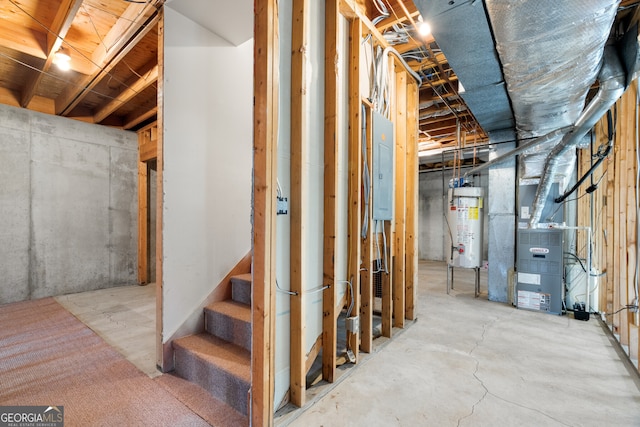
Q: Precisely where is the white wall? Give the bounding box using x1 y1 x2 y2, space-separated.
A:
0 103 138 304
163 8 253 340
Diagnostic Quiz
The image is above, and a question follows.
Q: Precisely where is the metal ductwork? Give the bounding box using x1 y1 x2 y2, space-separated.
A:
529 46 627 226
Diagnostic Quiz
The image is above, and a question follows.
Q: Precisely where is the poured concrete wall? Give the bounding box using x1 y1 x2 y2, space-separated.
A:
0 104 138 304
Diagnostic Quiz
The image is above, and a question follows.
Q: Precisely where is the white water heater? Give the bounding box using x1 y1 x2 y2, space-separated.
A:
448 187 484 269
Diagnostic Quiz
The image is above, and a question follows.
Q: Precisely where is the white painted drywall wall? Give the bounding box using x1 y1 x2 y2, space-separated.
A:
0 103 138 303
163 7 253 340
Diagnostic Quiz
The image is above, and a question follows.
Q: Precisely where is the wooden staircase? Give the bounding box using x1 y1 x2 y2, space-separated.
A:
173 273 252 418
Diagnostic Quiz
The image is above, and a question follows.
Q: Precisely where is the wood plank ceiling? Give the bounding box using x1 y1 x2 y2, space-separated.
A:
0 0 483 140
0 0 160 131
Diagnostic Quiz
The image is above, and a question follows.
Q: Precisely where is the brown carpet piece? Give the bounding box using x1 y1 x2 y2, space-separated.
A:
155 374 248 427
0 298 209 427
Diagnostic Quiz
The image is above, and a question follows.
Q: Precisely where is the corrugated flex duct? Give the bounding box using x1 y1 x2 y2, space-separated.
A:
529 46 626 226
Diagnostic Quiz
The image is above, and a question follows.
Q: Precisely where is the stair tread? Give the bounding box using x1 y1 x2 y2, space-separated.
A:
174 334 250 383
231 273 252 283
206 300 251 321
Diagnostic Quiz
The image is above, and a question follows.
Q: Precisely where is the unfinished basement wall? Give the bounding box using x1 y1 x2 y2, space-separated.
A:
418 168 489 262
162 8 253 340
588 81 639 367
0 103 138 304
272 0 351 408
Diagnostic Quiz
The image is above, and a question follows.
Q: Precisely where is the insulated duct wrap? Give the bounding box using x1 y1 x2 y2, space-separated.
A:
485 0 619 138
529 46 626 226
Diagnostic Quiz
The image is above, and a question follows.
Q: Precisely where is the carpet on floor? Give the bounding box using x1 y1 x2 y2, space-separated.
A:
0 297 208 426
155 374 248 427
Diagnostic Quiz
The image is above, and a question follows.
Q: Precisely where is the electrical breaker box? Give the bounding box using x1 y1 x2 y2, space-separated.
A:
372 110 394 221
516 229 564 315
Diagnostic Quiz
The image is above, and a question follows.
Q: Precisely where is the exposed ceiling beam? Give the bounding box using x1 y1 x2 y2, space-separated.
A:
94 62 158 123
0 20 47 59
21 0 84 108
422 117 459 132
124 106 157 130
55 2 161 116
376 2 419 32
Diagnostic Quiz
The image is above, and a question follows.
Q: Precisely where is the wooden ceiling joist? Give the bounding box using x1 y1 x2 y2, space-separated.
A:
124 106 157 130
55 2 160 116
0 19 47 60
21 0 84 108
94 62 158 123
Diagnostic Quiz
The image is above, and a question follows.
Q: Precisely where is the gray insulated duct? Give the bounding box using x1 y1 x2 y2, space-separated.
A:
529 47 626 226
483 0 624 225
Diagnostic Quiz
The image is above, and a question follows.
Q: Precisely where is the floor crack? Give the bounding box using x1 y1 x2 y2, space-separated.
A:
457 312 571 427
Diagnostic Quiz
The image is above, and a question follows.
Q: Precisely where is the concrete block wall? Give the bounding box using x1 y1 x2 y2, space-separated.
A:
0 104 138 304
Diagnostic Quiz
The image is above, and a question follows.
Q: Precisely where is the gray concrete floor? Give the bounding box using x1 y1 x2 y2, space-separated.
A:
286 260 640 427
55 283 158 378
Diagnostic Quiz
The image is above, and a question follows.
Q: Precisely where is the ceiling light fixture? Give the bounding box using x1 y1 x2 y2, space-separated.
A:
417 16 431 37
53 47 71 71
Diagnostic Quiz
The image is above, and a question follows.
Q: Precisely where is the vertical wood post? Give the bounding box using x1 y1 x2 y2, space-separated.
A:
290 0 308 407
405 79 419 320
347 17 362 360
322 0 339 383
253 0 279 424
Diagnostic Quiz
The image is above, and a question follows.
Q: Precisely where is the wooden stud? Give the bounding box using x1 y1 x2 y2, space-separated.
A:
393 68 406 329
347 18 362 361
290 0 308 408
618 94 629 347
155 12 164 370
381 221 393 338
322 0 339 384
253 0 279 424
405 79 419 320
360 104 374 353
138 160 148 284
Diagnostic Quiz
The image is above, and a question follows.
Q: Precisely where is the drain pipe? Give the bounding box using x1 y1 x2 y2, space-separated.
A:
529 46 627 227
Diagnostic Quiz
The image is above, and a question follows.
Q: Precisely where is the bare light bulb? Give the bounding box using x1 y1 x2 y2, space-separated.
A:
419 21 431 37
54 48 71 71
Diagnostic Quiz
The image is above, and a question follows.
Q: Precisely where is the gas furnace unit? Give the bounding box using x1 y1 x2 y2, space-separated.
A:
516 229 564 315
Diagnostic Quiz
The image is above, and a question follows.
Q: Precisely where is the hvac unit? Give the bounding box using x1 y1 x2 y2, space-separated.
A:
516 229 564 315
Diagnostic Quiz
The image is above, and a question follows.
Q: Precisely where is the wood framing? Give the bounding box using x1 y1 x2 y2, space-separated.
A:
393 68 407 329
588 81 640 371
322 0 340 384
347 17 363 362
155 12 164 370
138 158 148 284
253 0 279 424
361 103 374 353
290 0 308 408
381 222 393 338
405 80 419 320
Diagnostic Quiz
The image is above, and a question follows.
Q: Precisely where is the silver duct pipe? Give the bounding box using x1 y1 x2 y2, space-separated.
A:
463 126 573 177
529 46 626 226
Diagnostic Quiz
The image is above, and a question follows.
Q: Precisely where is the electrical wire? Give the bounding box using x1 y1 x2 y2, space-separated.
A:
361 104 371 239
564 252 586 272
